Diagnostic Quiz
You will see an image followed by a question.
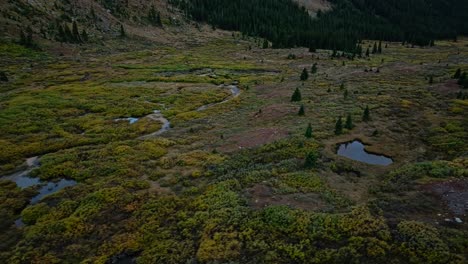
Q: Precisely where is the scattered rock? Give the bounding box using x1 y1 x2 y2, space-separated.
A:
454 217 463 223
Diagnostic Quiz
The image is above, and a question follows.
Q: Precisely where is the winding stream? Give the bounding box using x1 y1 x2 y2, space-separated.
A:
196 84 241 111
117 84 240 139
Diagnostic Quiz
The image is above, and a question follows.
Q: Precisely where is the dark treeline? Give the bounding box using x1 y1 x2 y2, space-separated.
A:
169 0 468 51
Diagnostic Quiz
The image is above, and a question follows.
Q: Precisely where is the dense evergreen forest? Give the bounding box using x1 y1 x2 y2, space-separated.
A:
169 0 468 51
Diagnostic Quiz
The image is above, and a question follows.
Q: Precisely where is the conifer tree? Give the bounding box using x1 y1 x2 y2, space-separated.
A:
340 83 345 90
72 21 81 43
19 30 26 45
363 105 371 122
311 63 317 74
305 123 313 138
262 39 269 49
304 152 317 168
148 5 162 26
378 40 382 53
0 71 8 82
291 87 302 102
335 117 343 135
81 29 88 42
429 75 434 84
64 24 73 42
298 105 305 116
372 42 377 54
345 113 353 129
300 68 309 81
454 68 461 79
344 89 349 99
57 25 65 43
366 47 370 57
120 24 126 38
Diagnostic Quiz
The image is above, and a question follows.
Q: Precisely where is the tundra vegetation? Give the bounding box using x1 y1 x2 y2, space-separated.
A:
0 3 467 263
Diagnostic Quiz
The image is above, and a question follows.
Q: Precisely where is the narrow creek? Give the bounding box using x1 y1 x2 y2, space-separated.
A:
1 156 77 227
336 140 393 166
115 84 240 139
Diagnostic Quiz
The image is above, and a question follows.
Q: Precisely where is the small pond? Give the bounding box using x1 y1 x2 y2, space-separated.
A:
337 140 393 166
1 157 77 226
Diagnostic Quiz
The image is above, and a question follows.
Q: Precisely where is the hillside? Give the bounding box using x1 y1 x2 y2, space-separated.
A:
0 0 467 263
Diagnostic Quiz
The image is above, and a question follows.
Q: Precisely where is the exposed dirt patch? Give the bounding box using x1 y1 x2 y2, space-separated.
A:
245 184 327 211
220 128 289 152
255 83 293 100
250 103 296 122
422 178 468 217
430 79 461 96
293 0 332 14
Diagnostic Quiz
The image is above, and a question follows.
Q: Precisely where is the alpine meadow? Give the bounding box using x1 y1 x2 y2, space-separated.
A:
0 0 467 263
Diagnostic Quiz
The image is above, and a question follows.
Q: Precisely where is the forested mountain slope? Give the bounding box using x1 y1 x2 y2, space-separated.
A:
171 0 468 50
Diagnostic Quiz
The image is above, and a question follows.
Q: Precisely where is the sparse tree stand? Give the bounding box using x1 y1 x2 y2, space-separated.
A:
363 105 371 122
305 123 313 138
298 105 305 116
120 24 126 38
304 152 318 168
335 116 343 135
291 87 302 102
345 114 353 129
148 5 163 26
300 68 309 81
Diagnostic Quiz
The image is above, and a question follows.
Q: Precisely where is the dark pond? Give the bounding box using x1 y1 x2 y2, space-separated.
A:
1 157 77 205
337 140 393 166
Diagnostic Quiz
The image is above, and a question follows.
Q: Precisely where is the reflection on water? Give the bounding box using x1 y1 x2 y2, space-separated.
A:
337 140 393 166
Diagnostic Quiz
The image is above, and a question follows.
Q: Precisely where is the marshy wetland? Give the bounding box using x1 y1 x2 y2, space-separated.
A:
0 35 467 263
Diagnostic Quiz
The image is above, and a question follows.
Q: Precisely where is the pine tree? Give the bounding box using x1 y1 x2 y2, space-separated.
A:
340 83 345 90
429 75 434 84
57 25 66 42
304 151 317 168
298 105 305 116
262 39 269 49
305 123 313 138
344 89 349 99
366 47 370 57
335 117 343 135
345 113 353 129
363 105 370 122
291 87 302 102
0 71 8 82
120 24 126 38
311 63 317 74
25 26 33 47
372 42 377 54
81 29 88 42
300 68 309 81
72 21 81 43
309 44 316 53
148 5 162 26
454 68 461 79
19 30 26 46
64 24 73 42
378 40 382 53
